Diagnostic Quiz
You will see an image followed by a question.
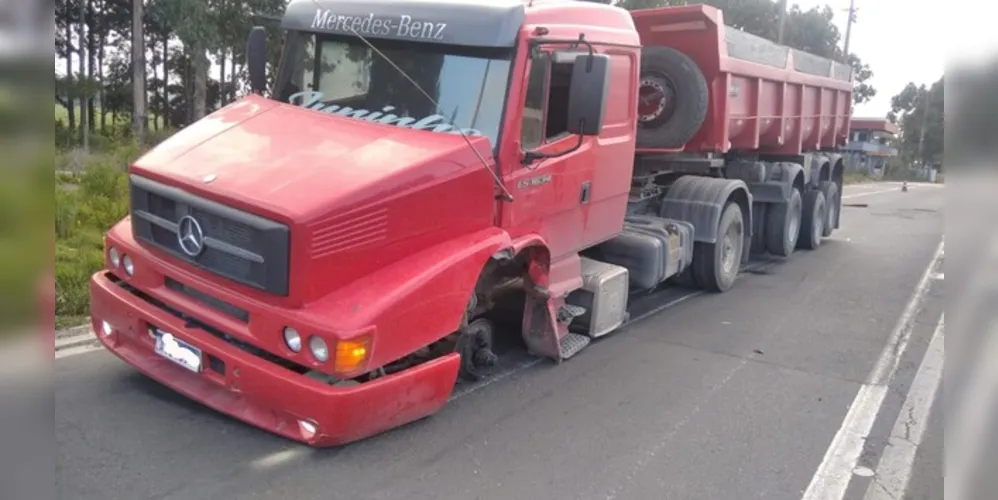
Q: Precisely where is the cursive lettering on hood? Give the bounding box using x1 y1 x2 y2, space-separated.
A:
288 90 484 137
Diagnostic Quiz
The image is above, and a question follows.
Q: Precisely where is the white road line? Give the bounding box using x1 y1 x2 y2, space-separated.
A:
944 315 998 500
449 357 543 402
841 188 900 199
862 315 944 500
800 238 944 500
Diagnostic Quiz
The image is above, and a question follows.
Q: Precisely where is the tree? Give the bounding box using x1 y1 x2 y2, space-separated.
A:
79 0 90 150
848 54 875 105
132 0 147 141
614 0 876 105
887 77 943 167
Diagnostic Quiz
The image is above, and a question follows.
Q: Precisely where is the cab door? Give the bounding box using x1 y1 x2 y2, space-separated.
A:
500 47 636 259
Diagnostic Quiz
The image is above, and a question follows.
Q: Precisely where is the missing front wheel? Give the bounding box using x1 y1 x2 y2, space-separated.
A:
456 318 497 381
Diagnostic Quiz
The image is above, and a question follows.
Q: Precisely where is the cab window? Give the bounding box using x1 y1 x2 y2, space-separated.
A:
520 52 578 150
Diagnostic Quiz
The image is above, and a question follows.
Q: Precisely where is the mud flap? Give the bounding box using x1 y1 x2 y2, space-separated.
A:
521 292 565 360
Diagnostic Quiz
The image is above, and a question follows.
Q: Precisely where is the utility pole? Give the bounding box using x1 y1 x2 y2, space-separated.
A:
842 0 857 58
916 85 935 167
777 0 787 44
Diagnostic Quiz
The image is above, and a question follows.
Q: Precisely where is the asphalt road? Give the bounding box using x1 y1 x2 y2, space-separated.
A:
55 182 946 500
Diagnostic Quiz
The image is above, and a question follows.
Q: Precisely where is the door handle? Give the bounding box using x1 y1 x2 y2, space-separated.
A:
580 181 591 204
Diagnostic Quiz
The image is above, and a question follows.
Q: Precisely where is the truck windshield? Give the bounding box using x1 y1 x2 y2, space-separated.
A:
275 32 513 147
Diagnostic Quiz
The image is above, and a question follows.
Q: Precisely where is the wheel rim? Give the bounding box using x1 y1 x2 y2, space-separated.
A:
787 200 801 247
814 204 825 241
827 198 837 227
721 219 742 275
637 74 677 124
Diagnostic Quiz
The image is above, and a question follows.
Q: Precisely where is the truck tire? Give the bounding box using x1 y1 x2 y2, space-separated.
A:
751 203 769 255
796 189 826 250
765 187 802 257
692 202 744 292
636 47 709 149
819 180 839 237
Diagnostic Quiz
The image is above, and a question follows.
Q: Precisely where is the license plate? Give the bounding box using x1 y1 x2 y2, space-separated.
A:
153 329 203 373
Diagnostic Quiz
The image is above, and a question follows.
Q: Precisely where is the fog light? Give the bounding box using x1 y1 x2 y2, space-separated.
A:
283 327 302 352
109 247 120 268
100 320 114 337
298 420 318 440
122 255 135 276
308 336 329 363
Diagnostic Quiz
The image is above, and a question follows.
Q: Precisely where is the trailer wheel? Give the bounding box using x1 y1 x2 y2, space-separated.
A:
636 47 709 149
751 203 769 255
765 187 803 257
818 181 840 237
693 202 744 292
796 189 827 250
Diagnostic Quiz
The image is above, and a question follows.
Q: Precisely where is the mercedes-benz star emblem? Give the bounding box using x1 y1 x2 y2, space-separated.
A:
177 215 205 257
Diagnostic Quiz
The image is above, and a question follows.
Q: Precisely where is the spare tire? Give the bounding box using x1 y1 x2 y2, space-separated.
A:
636 46 709 149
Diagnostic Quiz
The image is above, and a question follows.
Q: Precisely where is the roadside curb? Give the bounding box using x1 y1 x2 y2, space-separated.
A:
55 320 98 352
56 320 91 339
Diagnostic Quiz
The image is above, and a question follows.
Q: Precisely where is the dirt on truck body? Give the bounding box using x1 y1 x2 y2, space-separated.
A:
89 0 853 446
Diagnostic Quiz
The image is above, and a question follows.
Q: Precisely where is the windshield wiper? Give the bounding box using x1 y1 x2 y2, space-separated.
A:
324 18 515 202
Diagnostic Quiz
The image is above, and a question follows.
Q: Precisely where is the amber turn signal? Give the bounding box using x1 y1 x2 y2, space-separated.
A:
334 337 370 374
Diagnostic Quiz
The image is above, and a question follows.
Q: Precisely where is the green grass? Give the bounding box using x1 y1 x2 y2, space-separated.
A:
55 103 164 131
56 315 89 330
55 146 134 327
843 172 874 184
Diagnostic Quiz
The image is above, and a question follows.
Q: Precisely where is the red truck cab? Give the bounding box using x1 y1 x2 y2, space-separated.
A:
90 0 851 446
90 0 638 446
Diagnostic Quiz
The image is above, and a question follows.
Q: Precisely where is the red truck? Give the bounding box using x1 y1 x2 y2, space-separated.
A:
89 0 853 446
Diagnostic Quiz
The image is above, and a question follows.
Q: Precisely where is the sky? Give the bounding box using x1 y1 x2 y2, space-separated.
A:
790 0 946 119
53 0 998 120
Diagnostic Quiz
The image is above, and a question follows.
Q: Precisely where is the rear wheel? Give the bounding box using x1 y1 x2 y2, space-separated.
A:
819 181 840 237
765 187 803 257
693 202 745 292
797 189 826 250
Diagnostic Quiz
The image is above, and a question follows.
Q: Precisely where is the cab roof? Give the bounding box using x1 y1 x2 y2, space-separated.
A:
282 0 626 48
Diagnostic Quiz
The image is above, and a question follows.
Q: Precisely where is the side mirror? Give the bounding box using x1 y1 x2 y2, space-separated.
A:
246 26 268 94
566 53 610 136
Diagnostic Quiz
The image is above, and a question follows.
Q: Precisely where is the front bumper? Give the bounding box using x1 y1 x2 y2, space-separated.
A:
89 271 460 446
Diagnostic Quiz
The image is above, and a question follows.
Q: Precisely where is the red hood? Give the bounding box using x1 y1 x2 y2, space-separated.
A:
130 94 496 223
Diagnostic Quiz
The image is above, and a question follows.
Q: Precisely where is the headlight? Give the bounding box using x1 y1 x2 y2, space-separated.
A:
109 247 121 268
283 327 302 352
308 336 329 363
122 255 135 276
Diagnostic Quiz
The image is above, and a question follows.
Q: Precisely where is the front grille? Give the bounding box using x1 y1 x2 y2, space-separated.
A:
130 175 291 295
165 277 250 323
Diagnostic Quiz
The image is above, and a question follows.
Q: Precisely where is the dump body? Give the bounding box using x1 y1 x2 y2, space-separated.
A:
630 4 853 155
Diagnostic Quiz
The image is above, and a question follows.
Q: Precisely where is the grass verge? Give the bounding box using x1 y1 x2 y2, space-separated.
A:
55 146 135 327
843 172 875 185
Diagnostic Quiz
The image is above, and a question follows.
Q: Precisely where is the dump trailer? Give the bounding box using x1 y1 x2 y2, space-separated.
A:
88 0 853 446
